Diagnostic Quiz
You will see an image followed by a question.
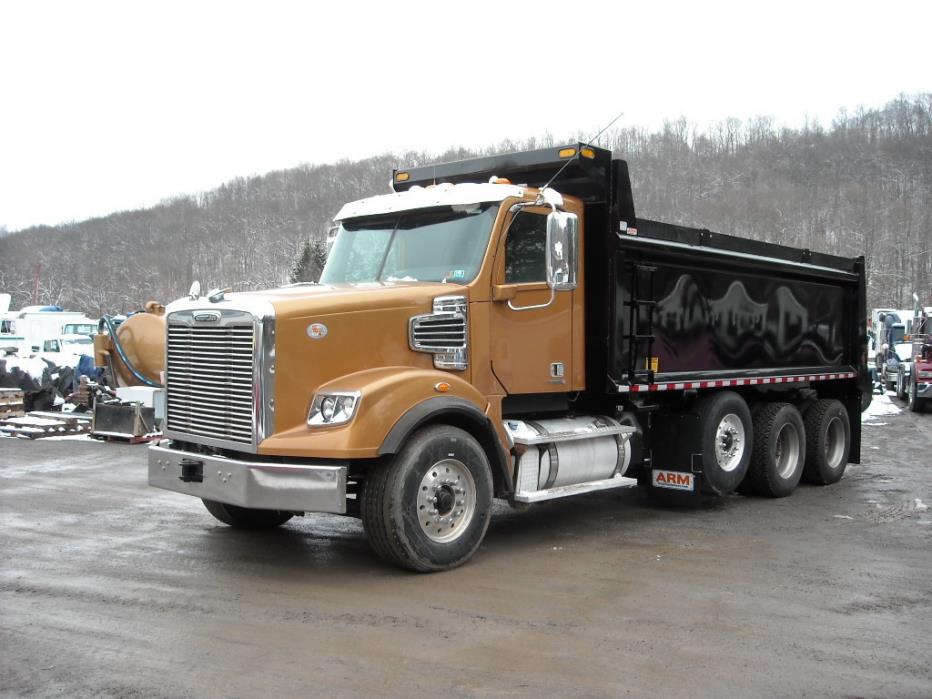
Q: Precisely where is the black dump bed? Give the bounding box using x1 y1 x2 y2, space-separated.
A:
393 143 869 402
612 220 865 386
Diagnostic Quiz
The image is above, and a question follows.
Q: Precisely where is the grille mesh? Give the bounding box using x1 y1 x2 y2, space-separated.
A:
166 324 255 444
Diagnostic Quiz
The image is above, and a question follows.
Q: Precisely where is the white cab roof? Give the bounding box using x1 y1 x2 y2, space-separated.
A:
334 182 525 222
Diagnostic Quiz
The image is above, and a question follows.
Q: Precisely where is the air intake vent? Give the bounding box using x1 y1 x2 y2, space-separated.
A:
409 295 468 370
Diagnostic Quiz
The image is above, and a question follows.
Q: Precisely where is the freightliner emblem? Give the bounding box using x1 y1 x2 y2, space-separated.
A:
307 322 328 339
194 312 221 323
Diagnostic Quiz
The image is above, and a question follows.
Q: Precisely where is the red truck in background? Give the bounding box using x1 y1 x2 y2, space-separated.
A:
904 304 932 412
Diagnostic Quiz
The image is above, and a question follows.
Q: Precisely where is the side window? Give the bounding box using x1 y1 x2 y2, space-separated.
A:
504 213 547 283
44 340 59 352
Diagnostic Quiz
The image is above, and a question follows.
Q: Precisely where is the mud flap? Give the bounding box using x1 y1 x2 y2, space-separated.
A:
642 410 708 498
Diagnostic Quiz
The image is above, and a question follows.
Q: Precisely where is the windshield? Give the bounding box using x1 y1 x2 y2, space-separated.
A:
320 204 497 284
63 323 96 335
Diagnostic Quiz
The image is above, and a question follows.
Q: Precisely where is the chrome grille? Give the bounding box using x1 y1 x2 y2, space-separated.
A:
410 314 467 350
166 323 255 444
409 295 468 370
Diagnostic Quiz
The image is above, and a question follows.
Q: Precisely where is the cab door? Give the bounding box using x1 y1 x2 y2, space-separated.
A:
488 207 578 395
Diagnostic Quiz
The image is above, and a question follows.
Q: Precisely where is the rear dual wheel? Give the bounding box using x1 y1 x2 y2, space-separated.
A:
802 399 850 485
746 403 805 497
697 391 753 495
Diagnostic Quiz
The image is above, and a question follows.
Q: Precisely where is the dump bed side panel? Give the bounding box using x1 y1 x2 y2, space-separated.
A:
610 220 863 385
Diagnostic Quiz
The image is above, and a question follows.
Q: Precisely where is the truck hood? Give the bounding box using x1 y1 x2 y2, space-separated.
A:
227 281 459 321
165 281 466 438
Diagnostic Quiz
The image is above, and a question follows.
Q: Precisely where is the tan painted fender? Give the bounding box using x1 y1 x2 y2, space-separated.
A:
258 366 493 459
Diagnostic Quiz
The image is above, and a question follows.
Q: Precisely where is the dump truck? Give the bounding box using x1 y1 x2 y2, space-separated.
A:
149 144 870 571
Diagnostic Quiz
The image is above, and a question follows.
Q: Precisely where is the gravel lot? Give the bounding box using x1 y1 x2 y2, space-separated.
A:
2 393 931 698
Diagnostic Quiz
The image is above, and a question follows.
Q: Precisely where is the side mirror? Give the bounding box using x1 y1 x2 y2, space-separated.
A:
546 211 578 291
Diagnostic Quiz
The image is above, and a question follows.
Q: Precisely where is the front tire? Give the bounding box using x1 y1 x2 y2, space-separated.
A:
802 400 850 485
746 403 805 497
896 371 907 400
697 391 752 495
361 425 493 572
201 499 294 529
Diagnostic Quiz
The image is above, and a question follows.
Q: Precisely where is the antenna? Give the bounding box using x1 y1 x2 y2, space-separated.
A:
539 109 625 194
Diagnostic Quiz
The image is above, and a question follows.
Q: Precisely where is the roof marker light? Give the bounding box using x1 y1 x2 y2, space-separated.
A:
395 172 410 182
558 148 577 159
580 147 596 159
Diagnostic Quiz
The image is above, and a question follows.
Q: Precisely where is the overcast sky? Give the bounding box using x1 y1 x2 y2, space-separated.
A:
1 0 929 232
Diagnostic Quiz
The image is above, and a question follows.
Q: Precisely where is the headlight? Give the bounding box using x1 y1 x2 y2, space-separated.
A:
308 391 360 426
918 370 932 380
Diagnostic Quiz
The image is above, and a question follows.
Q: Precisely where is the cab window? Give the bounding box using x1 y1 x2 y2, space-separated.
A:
504 212 547 283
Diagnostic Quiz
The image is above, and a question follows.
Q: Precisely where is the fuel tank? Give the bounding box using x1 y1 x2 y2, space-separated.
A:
506 415 631 493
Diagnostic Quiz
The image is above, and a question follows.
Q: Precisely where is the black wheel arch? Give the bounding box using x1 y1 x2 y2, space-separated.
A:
378 396 513 496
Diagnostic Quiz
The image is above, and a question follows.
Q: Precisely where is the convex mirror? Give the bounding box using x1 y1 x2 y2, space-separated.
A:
546 211 578 291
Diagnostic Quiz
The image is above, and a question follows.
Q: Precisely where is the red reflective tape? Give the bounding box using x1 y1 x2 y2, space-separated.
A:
620 370 856 393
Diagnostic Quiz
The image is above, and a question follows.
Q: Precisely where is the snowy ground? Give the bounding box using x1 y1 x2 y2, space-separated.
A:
862 391 903 425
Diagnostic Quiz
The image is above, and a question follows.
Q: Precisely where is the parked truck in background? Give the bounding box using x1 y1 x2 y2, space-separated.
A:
0 307 97 354
902 305 932 412
149 144 870 571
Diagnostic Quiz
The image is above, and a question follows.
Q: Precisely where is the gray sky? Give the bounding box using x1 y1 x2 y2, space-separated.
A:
1 0 929 232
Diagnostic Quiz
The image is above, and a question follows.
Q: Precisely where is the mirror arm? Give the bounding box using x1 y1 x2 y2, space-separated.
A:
507 288 555 312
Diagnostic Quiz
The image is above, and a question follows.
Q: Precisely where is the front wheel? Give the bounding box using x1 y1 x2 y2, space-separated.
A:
361 425 493 572
896 371 907 400
201 499 294 529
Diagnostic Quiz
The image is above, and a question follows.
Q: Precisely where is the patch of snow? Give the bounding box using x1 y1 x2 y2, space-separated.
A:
42 434 95 442
863 394 901 424
2 356 48 381
915 499 928 512
2 416 76 427
833 515 854 520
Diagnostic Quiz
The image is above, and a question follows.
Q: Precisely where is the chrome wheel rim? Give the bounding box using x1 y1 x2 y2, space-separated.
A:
416 459 476 543
774 422 801 479
824 416 846 469
715 413 745 472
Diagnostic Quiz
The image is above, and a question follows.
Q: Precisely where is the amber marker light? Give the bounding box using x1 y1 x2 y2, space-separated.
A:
558 147 577 158
580 147 596 159
395 172 410 182
434 382 451 393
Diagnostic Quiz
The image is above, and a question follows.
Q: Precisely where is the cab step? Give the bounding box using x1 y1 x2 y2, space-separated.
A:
513 473 638 503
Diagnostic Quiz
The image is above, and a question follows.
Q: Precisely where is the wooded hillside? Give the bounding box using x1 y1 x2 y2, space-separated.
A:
1 94 929 314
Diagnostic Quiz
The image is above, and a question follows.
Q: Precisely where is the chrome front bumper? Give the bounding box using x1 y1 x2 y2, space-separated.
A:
148 442 348 514
916 381 932 398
